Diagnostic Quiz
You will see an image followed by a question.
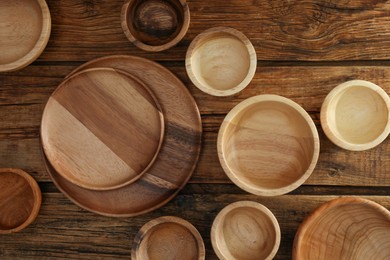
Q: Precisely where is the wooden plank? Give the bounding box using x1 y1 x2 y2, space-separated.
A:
0 189 389 259
35 0 390 62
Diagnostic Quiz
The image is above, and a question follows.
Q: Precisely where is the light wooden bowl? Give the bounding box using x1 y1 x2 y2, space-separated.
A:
0 168 41 234
186 27 257 96
132 216 205 260
293 197 390 260
121 0 190 52
211 201 280 260
41 67 164 191
218 95 320 196
0 0 51 72
321 80 390 151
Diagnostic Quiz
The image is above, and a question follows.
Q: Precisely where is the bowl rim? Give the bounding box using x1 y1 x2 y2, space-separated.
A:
131 216 205 260
185 26 257 97
0 168 42 234
211 201 281 260
121 0 190 52
320 79 390 151
0 0 51 72
217 94 320 196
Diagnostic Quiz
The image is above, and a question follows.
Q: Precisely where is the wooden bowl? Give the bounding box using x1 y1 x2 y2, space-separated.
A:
41 67 164 191
0 0 51 72
0 168 41 234
293 197 390 259
211 201 281 260
121 0 190 52
186 27 257 96
218 95 320 196
321 80 390 151
132 216 205 260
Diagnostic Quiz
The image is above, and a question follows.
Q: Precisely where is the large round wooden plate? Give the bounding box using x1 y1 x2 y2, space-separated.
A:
42 67 164 190
293 197 390 260
0 0 51 72
43 55 202 217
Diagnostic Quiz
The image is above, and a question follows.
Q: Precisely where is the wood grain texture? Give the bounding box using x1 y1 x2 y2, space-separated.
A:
0 0 51 72
31 0 390 61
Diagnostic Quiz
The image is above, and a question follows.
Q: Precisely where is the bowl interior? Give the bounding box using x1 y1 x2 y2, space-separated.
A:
221 100 316 193
190 32 251 92
213 205 278 260
126 0 184 46
326 85 388 145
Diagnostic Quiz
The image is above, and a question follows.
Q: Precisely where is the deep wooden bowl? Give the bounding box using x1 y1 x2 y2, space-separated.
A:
132 216 205 260
321 80 390 151
41 67 164 191
0 168 41 234
0 0 51 72
293 197 390 260
121 0 190 52
186 27 257 96
211 201 281 260
218 95 320 196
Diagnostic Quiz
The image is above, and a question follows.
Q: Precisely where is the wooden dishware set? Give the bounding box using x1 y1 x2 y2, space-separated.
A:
1 0 390 259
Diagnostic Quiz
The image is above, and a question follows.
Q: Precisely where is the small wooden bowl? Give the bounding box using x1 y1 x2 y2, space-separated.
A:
211 201 281 260
132 216 205 260
218 95 320 196
0 168 41 234
0 0 51 72
186 27 257 96
321 80 390 151
121 0 190 52
293 197 390 260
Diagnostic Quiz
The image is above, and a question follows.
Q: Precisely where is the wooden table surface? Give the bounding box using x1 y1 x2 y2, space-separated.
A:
1 0 390 259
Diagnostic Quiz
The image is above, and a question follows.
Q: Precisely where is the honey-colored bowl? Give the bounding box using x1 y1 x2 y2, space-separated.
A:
186 27 257 96
321 80 390 151
132 216 205 260
121 0 190 52
218 95 320 196
0 168 41 234
0 0 51 72
293 197 390 260
211 201 281 260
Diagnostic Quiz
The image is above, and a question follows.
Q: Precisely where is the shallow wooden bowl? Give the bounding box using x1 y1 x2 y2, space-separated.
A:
321 80 390 151
211 201 280 260
293 197 390 259
218 95 320 196
0 168 41 234
132 216 205 260
186 27 257 96
0 0 51 72
41 67 164 191
121 0 190 52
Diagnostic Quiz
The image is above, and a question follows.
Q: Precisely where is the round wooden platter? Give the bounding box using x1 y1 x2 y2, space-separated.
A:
293 197 390 260
0 168 41 234
218 95 320 196
132 216 205 260
41 67 164 190
42 55 202 217
0 0 51 72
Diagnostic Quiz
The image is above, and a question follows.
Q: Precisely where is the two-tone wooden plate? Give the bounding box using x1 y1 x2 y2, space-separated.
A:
42 55 202 217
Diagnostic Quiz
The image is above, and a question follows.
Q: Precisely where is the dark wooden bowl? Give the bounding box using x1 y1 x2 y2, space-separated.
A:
121 0 190 52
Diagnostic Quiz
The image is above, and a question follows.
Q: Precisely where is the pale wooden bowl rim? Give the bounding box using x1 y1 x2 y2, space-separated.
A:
0 168 42 234
185 26 257 96
121 0 190 52
320 79 390 151
211 201 281 260
0 0 51 72
41 67 165 191
131 216 205 260
293 196 390 259
217 94 320 196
